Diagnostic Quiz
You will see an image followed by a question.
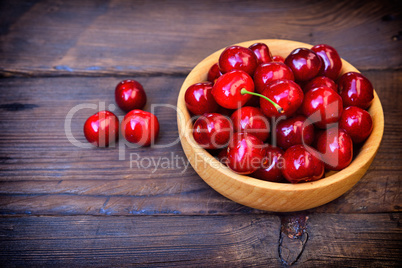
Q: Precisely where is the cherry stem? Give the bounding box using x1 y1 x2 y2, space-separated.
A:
240 89 284 114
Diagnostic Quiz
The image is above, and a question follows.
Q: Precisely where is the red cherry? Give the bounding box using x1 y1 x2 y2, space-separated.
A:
207 63 222 83
115 80 147 112
301 86 343 129
252 145 285 182
227 133 266 174
248 43 273 65
84 110 119 147
211 70 254 109
339 106 373 143
260 79 304 118
311 44 342 80
316 128 353 171
185 82 218 115
193 113 233 149
253 62 295 93
285 48 322 81
218 45 258 76
303 76 337 93
231 106 270 142
338 72 374 109
282 144 324 184
121 110 159 146
272 55 285 63
276 115 315 150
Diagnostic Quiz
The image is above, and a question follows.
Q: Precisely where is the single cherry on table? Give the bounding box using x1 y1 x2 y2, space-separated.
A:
115 79 147 112
121 110 160 147
84 110 119 147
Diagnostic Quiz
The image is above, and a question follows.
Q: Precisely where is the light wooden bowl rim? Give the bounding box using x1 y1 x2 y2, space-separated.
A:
177 39 384 212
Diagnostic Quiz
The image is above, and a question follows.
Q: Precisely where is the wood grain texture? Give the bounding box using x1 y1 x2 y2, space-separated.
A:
0 72 400 216
0 214 400 267
0 215 282 267
0 0 401 265
0 0 401 77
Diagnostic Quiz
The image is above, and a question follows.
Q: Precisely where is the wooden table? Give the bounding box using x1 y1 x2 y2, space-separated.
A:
1 0 401 266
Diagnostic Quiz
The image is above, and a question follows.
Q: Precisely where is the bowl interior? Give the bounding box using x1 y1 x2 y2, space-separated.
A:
177 39 384 212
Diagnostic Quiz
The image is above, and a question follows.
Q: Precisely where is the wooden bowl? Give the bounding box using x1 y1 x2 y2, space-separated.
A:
177 39 384 212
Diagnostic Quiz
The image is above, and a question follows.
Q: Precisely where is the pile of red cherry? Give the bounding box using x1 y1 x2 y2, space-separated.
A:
83 80 159 147
185 42 374 184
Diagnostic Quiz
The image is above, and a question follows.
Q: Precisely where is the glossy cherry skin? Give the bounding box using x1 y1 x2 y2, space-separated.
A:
338 72 374 109
303 76 337 93
253 62 295 93
84 110 119 147
316 128 353 171
311 44 342 80
185 82 218 115
121 110 160 146
339 106 373 143
281 144 324 184
226 133 266 174
301 86 343 129
231 106 270 142
218 45 258 76
252 145 285 182
260 79 304 118
211 70 254 109
248 43 273 65
275 115 315 150
285 48 322 81
272 55 285 63
115 80 147 112
207 63 222 83
193 113 233 149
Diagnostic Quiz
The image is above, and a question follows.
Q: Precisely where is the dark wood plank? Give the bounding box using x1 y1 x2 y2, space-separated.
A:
0 213 400 267
0 71 400 216
0 0 401 77
0 215 282 267
299 213 402 267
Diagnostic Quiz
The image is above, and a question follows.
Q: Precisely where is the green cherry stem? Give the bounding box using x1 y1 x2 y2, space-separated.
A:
240 89 284 114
